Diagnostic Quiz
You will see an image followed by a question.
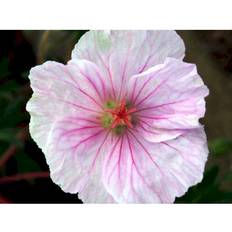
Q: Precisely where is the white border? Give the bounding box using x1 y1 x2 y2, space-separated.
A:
0 0 232 29
0 204 231 232
0 1 232 231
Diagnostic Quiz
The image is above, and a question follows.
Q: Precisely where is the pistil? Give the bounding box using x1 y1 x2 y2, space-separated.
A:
104 99 136 129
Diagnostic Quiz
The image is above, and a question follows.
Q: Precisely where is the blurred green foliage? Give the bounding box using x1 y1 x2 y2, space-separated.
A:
177 137 232 203
23 30 87 63
0 47 31 179
209 138 232 156
0 31 86 202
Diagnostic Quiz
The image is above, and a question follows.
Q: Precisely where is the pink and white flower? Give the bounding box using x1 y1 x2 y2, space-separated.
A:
26 30 209 203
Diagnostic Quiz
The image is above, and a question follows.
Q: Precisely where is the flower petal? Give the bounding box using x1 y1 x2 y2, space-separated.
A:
102 128 208 203
128 58 209 136
26 60 116 202
47 118 114 201
135 121 184 143
26 60 108 149
68 59 109 102
72 30 185 100
46 117 117 203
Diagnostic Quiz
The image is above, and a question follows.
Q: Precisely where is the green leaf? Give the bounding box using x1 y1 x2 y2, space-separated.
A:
209 138 232 156
0 57 9 77
200 166 219 187
0 128 22 146
217 192 232 203
223 172 232 181
175 166 220 203
0 80 19 93
0 96 27 128
15 153 41 173
21 71 29 80
23 30 87 63
0 141 9 158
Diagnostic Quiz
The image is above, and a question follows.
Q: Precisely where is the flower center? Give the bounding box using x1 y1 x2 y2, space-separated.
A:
101 99 137 135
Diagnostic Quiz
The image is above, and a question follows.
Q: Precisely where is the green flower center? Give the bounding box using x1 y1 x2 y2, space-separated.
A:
100 99 136 135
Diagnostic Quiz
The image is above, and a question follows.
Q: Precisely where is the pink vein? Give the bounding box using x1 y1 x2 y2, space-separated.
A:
93 41 116 99
61 117 99 125
128 130 164 175
60 99 101 114
161 141 201 172
126 133 162 202
132 98 194 114
135 77 169 108
59 125 101 138
106 136 123 186
78 66 106 102
78 87 103 109
90 130 111 170
118 44 130 101
131 76 153 105
70 129 105 152
130 77 139 104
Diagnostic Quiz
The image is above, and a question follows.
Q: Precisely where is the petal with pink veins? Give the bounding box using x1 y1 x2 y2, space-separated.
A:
72 30 185 100
128 58 209 139
26 60 108 149
47 118 115 202
102 128 208 203
26 60 116 202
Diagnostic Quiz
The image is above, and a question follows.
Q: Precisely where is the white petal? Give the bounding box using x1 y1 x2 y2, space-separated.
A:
72 30 185 100
102 128 208 203
128 58 209 134
26 60 115 202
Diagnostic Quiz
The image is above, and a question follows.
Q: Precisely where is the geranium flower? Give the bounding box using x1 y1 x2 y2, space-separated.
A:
26 30 209 203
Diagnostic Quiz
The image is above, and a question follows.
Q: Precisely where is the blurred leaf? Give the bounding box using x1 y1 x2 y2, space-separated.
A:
209 138 232 156
217 192 232 203
21 71 29 80
0 80 19 94
15 153 41 174
223 171 232 181
0 95 27 128
176 166 220 203
200 166 219 187
23 30 87 63
176 164 232 203
0 128 22 146
0 141 9 158
0 142 10 177
0 57 9 77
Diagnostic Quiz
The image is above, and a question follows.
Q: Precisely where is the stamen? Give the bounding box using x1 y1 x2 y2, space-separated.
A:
104 98 136 129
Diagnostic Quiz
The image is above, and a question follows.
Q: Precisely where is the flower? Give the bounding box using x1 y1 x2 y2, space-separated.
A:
26 30 209 203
